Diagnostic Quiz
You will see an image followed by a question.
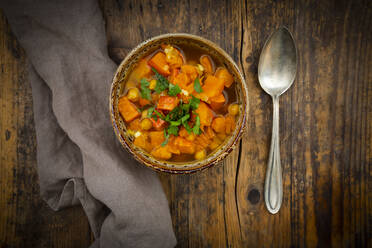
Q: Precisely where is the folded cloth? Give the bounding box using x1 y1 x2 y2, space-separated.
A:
1 0 177 247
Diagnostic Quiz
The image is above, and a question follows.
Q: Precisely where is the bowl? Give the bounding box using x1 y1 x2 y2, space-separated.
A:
110 33 248 174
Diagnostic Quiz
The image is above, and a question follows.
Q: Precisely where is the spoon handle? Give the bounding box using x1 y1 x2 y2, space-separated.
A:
264 96 283 214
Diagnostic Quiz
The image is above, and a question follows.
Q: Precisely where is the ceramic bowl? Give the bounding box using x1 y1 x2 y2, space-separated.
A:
110 33 248 174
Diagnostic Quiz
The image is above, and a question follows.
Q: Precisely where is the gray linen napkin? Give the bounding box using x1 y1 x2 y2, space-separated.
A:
1 0 177 247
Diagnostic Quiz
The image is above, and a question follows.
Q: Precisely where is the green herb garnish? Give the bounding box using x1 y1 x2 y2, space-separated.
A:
153 110 165 120
183 121 192 133
170 120 181 126
147 106 155 117
180 114 190 124
192 115 201 135
152 68 169 93
168 83 181 96
189 95 200 110
147 71 203 140
194 78 203 93
167 125 179 136
165 104 183 122
182 101 191 113
161 129 170 146
140 79 152 100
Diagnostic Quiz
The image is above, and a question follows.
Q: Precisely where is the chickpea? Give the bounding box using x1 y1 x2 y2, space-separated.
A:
127 88 140 102
149 79 157 90
140 118 152 131
141 110 148 119
194 149 206 160
228 103 239 116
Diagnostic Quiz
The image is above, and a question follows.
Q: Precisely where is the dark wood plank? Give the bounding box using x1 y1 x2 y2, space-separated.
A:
238 0 371 247
0 10 94 248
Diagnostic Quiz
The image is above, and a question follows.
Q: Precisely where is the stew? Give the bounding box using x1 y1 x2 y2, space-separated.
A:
118 44 239 162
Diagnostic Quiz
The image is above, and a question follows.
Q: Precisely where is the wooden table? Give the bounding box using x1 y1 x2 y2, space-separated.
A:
0 0 370 247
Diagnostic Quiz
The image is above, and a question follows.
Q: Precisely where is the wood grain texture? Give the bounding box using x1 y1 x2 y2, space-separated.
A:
1 0 371 247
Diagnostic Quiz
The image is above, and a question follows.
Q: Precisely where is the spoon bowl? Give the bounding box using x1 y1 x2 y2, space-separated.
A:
258 27 297 214
258 27 297 97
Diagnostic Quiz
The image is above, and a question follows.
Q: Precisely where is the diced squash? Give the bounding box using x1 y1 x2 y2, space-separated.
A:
186 133 196 141
200 55 214 73
130 59 152 81
209 141 219 150
194 92 210 103
195 102 213 126
215 67 234 87
209 94 226 110
173 72 190 86
173 72 194 93
128 118 141 131
212 117 226 133
225 115 235 134
150 117 166 130
209 136 222 150
149 131 165 147
148 52 170 76
157 96 179 111
118 96 140 122
133 133 150 152
181 65 198 81
151 146 172 160
169 68 180 84
167 137 181 155
174 137 195 154
164 45 184 68
195 133 212 149
202 75 225 98
198 133 210 144
179 127 189 137
152 92 160 102
139 98 151 107
196 144 205 151
217 132 226 140
205 126 216 139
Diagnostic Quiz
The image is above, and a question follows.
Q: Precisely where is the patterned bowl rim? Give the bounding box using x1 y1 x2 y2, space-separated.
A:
109 33 249 174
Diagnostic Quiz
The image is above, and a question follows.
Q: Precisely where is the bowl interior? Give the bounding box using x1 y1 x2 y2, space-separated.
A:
110 33 248 173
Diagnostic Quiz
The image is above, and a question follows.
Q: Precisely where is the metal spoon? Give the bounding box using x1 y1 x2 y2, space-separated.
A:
258 27 297 214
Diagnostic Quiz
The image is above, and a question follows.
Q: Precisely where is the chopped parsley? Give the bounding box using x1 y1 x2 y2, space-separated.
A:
170 120 181 126
152 109 165 120
146 106 155 117
192 115 201 135
181 114 190 123
161 129 170 146
140 79 152 100
167 125 179 136
183 121 193 133
149 68 203 139
194 78 203 93
152 68 169 93
189 95 200 110
168 83 181 96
